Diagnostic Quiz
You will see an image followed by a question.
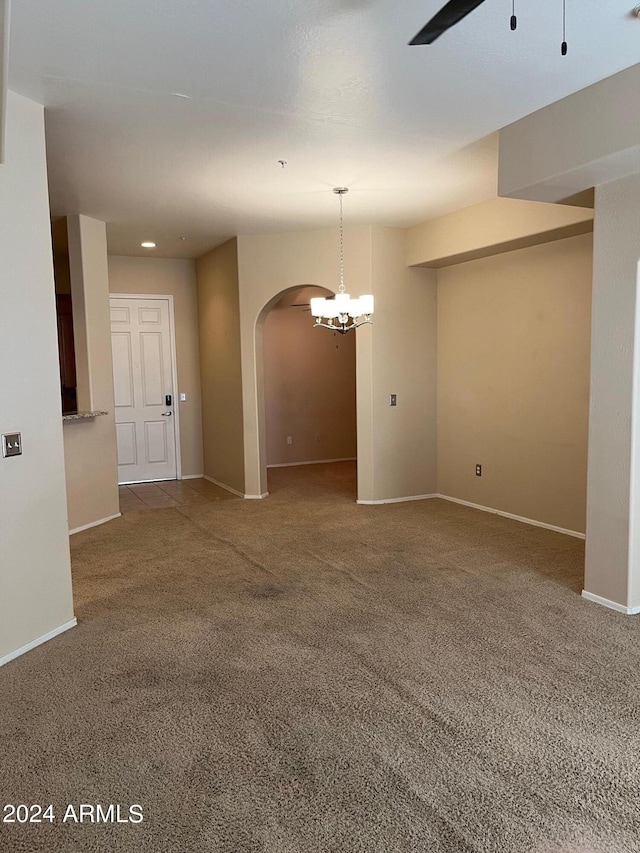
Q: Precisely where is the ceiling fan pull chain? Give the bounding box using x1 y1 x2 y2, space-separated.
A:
510 0 517 31
561 0 568 54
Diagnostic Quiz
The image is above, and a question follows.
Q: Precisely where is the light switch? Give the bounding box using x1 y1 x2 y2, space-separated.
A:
2 433 22 458
179 393 187 402
389 394 397 407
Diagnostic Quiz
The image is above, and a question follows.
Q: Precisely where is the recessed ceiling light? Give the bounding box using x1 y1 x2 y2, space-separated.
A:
141 242 156 249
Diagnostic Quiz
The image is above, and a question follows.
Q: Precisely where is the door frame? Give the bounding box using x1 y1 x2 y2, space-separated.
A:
109 293 182 481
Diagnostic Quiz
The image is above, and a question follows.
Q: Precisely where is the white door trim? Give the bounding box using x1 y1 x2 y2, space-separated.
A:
109 293 182 481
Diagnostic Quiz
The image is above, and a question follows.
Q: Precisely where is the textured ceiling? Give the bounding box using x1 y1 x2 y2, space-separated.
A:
8 0 640 258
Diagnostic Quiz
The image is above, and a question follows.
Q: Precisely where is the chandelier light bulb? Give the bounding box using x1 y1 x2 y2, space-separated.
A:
334 292 351 312
324 302 340 319
360 294 374 316
348 298 362 318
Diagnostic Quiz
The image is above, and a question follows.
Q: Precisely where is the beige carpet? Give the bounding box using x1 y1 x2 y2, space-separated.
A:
2 462 640 853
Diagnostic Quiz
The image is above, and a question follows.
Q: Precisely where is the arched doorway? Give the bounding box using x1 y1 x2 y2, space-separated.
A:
255 284 357 498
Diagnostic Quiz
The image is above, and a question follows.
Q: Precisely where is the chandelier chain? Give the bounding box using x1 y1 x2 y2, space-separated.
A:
338 191 345 293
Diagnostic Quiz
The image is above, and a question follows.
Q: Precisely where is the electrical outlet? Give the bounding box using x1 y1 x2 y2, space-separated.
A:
2 433 22 458
476 464 482 477
287 436 293 445
389 394 397 407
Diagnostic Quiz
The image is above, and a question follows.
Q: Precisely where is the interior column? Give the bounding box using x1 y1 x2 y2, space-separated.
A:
583 174 640 614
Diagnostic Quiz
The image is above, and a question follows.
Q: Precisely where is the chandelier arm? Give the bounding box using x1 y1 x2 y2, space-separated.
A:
313 315 373 334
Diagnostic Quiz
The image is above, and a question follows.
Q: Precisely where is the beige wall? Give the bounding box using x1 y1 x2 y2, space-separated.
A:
0 92 75 662
238 227 371 496
499 64 640 204
437 232 593 534
364 227 438 502
196 238 245 494
406 197 593 269
264 288 356 466
108 255 204 478
238 226 374 498
63 215 120 532
584 176 640 609
238 226 439 503
498 65 640 606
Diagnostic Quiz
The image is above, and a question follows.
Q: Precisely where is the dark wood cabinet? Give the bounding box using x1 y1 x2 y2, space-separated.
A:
56 294 77 414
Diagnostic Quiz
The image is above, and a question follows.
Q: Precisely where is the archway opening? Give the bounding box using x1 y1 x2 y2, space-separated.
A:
257 284 357 500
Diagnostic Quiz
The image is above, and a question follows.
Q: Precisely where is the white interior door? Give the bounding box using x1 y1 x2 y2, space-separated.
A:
110 296 178 484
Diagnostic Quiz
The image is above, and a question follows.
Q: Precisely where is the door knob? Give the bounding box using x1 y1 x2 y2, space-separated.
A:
161 411 172 416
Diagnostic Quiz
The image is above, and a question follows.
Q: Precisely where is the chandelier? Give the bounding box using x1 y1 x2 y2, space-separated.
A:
310 188 374 335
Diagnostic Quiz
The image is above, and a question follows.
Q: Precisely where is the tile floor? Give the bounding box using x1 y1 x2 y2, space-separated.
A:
119 478 238 513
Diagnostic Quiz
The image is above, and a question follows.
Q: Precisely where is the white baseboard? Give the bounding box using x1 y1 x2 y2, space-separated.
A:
268 457 357 469
355 491 585 540
181 473 204 480
357 494 438 505
203 475 267 500
0 618 77 668
119 477 175 485
581 590 640 615
437 495 585 540
70 512 121 535
203 474 244 498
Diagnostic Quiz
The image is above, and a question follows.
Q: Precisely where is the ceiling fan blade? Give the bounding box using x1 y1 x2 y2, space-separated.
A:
409 0 487 45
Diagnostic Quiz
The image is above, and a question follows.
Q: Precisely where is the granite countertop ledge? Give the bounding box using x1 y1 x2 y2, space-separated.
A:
63 411 108 421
